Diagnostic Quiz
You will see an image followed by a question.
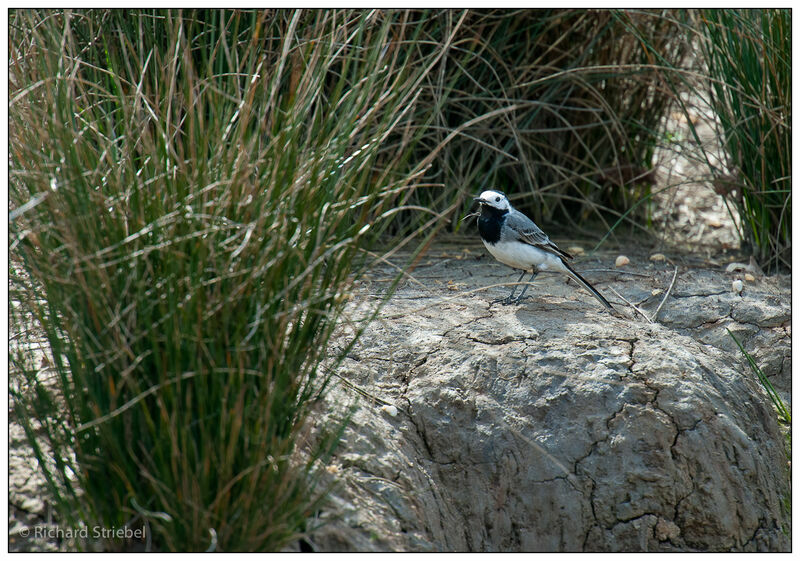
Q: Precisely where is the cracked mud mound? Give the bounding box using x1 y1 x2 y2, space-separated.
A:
308 241 790 552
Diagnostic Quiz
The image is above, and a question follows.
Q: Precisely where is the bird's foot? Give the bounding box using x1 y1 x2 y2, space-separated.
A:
490 295 518 307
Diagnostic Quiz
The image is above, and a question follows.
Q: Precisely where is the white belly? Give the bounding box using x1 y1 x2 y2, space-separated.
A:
482 239 566 272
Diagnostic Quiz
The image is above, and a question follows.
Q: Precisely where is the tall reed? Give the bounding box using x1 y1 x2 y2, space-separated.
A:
698 9 791 270
10 9 446 551
394 9 688 239
621 9 791 269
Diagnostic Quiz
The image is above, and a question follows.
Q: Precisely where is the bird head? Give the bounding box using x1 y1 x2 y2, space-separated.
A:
474 190 512 211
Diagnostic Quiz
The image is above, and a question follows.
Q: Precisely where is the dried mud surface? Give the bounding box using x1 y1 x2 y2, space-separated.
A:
305 238 789 552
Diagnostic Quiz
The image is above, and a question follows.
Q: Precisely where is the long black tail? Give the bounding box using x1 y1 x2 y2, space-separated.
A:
561 260 614 311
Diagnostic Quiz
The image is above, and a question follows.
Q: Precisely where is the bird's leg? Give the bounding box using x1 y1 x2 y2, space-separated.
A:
491 270 527 306
513 271 538 303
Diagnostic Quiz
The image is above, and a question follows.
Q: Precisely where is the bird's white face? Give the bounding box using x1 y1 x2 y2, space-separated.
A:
476 190 511 211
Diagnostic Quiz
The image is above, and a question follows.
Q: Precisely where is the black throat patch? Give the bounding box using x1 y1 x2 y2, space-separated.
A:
477 205 508 244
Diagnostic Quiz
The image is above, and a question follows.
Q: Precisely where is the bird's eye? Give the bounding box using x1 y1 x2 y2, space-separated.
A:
495 196 501 202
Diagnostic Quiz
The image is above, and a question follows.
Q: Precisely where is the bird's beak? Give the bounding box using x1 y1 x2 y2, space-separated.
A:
473 196 484 204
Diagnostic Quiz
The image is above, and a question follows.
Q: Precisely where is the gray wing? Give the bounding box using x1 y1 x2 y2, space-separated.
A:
504 209 573 260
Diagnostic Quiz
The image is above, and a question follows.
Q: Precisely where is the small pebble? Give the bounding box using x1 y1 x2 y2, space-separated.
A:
725 262 743 273
649 253 666 262
381 404 398 417
568 246 585 256
326 464 341 475
447 280 465 291
615 255 630 267
744 273 755 282
732 279 744 294
651 289 663 297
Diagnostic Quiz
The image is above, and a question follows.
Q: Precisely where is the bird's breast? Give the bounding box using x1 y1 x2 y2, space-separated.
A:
482 238 564 272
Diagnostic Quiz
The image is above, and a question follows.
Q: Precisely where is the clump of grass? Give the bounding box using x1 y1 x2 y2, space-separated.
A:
394 9 689 241
9 9 445 551
697 9 791 271
611 9 790 269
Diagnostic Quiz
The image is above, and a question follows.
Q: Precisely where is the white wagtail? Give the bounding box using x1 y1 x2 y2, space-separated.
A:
474 190 614 311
